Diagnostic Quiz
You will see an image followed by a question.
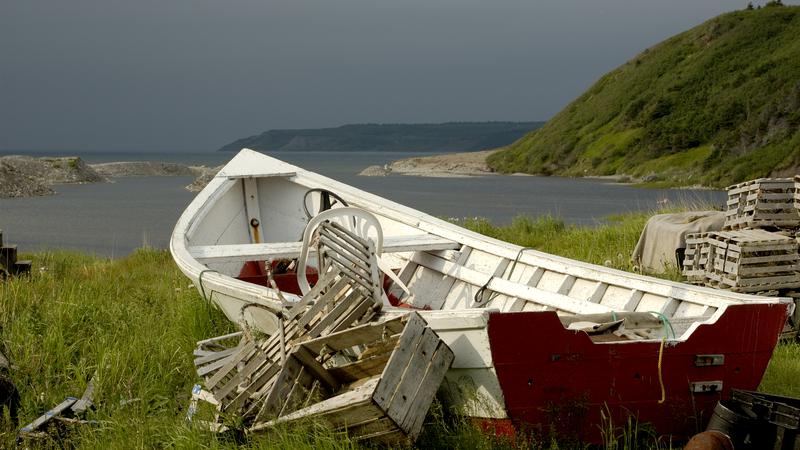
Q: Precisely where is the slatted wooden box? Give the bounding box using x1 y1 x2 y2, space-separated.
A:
249 312 454 445
702 230 800 293
682 233 711 285
724 178 800 230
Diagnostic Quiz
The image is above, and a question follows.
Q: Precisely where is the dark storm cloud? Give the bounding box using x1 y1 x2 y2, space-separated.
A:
0 1 782 151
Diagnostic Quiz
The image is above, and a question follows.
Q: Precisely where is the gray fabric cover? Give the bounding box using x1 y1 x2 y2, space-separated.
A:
632 211 725 273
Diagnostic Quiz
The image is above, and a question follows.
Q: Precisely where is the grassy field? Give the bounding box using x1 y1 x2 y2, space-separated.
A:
1 212 798 449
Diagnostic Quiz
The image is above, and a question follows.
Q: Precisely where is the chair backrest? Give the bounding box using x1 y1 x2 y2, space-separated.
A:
297 207 384 298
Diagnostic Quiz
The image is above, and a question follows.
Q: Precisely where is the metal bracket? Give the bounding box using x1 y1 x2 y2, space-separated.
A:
691 381 723 393
695 354 725 367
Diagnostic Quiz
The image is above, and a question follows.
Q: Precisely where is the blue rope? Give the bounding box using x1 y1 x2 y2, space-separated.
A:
648 311 675 339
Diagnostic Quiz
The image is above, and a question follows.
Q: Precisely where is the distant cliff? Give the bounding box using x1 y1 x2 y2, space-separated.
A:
218 122 543 153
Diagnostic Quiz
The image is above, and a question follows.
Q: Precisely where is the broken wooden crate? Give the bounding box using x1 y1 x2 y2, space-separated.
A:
194 312 454 445
685 229 800 293
249 312 454 444
724 178 800 230
193 268 384 421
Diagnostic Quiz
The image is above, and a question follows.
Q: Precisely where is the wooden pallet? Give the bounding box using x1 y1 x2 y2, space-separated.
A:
687 230 800 293
724 178 800 230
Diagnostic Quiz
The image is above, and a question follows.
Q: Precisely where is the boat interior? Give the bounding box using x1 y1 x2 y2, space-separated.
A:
182 171 767 343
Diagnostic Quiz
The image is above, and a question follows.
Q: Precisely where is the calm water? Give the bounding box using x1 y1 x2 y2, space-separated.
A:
0 150 726 256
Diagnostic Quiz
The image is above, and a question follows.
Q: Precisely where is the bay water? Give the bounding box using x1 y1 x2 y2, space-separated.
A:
0 150 725 257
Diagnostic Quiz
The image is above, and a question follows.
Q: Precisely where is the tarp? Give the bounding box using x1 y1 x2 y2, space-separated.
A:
632 211 725 273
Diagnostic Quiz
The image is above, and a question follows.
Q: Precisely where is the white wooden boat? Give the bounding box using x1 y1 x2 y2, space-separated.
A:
171 149 792 443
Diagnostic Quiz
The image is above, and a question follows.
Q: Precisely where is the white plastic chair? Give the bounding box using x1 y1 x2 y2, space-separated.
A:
297 207 408 306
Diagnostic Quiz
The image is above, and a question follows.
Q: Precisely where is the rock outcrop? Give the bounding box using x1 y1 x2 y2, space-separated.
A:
0 156 105 198
359 149 497 178
0 160 54 198
91 161 202 178
185 165 223 192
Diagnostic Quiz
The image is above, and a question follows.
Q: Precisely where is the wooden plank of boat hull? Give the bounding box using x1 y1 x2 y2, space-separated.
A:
188 234 460 264
623 290 645 311
411 252 612 315
501 267 547 312
462 259 509 308
428 248 474 309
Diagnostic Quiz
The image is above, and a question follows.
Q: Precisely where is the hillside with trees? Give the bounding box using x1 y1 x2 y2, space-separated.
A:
488 3 800 187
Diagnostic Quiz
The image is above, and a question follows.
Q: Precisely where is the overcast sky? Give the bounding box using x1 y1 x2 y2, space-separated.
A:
1 1 792 152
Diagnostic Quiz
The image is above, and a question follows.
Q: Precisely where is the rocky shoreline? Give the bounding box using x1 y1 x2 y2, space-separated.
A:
356 150 712 188
359 149 498 178
0 155 221 198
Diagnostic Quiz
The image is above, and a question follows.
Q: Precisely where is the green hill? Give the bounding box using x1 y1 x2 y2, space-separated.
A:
488 4 800 187
218 122 543 153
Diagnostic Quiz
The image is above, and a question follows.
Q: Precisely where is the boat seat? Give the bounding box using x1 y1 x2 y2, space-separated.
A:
188 234 460 264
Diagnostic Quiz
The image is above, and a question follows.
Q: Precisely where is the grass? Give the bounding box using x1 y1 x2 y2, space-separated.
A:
1 212 798 448
456 214 650 273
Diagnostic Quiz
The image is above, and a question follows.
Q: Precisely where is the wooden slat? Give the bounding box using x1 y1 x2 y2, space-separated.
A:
384 328 440 422
588 282 608 303
257 356 305 420
328 351 395 384
301 316 407 355
249 378 380 432
424 247 473 309
293 346 340 391
737 264 800 276
373 314 427 410
740 254 799 264
411 252 612 314
189 234 460 263
400 342 454 439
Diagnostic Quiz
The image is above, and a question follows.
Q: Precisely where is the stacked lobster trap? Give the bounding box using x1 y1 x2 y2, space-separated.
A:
683 177 800 294
724 178 800 230
683 230 800 293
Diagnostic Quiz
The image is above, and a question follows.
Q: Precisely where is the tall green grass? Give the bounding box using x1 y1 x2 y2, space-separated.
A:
457 214 650 272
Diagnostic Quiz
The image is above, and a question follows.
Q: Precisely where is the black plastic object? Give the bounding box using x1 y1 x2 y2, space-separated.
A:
707 389 800 450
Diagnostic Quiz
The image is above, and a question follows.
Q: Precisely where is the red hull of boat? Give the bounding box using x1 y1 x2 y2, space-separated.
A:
487 303 789 443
